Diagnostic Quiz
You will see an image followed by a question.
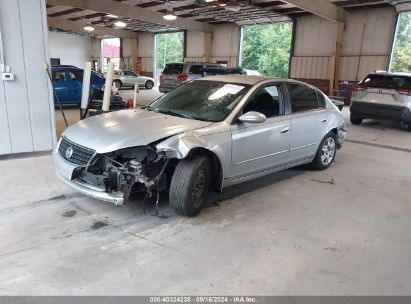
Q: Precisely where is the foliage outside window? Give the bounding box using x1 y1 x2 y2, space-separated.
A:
155 32 184 70
241 23 292 77
391 11 411 72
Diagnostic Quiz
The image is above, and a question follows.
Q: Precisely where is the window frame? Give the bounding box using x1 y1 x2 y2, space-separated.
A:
232 82 285 124
284 83 324 115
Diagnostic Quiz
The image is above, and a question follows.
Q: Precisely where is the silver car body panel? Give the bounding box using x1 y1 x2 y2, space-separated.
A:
54 75 346 204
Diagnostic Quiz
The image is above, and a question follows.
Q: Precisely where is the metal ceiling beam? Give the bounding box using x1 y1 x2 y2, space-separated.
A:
281 0 347 22
47 16 139 38
46 0 213 32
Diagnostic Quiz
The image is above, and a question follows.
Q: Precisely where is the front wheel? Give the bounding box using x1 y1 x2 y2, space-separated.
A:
169 156 212 217
311 132 337 170
350 113 363 125
145 80 154 90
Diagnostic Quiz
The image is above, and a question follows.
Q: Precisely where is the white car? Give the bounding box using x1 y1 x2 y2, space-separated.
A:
113 70 155 90
350 71 411 130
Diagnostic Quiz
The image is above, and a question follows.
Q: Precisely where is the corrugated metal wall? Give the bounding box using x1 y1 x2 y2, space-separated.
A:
0 0 55 155
290 7 397 82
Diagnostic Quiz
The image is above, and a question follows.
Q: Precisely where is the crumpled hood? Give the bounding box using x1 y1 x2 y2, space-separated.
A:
62 109 212 153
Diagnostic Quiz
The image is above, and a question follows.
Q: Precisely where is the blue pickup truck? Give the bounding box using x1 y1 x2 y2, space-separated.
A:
51 66 105 105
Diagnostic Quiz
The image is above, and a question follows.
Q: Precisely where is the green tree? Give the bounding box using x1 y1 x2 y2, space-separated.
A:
242 23 292 77
391 12 411 72
156 32 184 70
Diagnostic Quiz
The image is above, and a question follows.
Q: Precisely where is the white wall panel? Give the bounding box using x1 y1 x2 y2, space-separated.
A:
48 31 92 68
294 15 335 57
211 24 240 62
0 0 54 155
291 7 396 81
186 31 205 58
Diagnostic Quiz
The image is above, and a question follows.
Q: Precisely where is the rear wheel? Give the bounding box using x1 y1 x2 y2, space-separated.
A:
406 123 411 132
145 80 154 90
311 132 337 170
350 113 363 125
114 80 122 89
169 156 212 217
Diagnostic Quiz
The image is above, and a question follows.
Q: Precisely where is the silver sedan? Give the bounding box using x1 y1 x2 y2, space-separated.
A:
53 75 347 216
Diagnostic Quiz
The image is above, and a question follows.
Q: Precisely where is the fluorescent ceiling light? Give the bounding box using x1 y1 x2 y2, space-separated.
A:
163 13 177 20
219 3 227 6
83 25 95 32
114 21 127 27
205 0 215 2
107 14 118 18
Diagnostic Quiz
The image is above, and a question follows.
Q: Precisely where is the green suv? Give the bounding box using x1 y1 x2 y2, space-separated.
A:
113 70 155 90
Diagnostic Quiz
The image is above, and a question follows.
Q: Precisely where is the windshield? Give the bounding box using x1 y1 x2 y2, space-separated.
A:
360 74 411 90
148 80 251 122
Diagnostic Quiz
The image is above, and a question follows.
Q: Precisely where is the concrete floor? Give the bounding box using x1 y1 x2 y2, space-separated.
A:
1 102 411 295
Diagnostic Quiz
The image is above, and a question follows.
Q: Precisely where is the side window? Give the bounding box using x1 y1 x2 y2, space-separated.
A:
243 85 282 118
124 71 137 77
287 84 319 113
52 70 66 81
69 70 83 81
189 65 203 75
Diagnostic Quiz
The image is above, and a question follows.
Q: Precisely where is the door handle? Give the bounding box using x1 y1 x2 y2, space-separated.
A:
281 127 290 134
321 119 327 123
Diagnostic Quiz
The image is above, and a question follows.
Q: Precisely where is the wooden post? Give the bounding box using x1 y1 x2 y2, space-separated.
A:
329 21 345 95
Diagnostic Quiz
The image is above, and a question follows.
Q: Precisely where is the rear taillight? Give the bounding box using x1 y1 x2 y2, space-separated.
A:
159 71 163 81
353 85 367 91
177 74 188 81
397 89 411 95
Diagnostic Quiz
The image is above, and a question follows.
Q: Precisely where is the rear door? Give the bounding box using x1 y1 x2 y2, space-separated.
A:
285 83 329 163
187 64 204 81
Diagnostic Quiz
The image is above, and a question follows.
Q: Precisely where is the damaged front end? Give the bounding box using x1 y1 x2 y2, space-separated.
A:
78 146 172 205
53 137 177 206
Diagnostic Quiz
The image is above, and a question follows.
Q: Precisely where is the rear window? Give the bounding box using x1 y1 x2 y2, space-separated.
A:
360 74 411 90
163 64 184 75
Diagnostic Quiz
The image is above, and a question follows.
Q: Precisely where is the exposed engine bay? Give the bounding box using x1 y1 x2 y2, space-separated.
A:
73 146 174 204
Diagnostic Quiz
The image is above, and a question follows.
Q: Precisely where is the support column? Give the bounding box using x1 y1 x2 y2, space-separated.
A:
203 32 212 62
329 21 345 94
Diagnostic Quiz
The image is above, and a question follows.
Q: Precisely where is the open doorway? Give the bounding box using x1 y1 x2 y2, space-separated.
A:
240 22 293 77
101 37 121 72
390 11 411 72
154 32 184 83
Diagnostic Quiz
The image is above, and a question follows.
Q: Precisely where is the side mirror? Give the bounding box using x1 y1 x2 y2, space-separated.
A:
238 111 267 124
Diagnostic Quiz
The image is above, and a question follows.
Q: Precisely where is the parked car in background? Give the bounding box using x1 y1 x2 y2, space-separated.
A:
53 75 346 217
51 66 105 105
243 69 262 76
113 70 155 90
159 62 224 93
350 72 411 130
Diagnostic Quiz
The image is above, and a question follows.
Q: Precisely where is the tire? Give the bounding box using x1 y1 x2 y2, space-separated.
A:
145 80 154 90
311 132 337 170
113 80 122 89
169 156 212 217
350 113 363 125
406 123 411 132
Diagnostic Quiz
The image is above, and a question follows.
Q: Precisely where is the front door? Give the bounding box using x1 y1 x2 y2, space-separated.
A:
230 84 290 179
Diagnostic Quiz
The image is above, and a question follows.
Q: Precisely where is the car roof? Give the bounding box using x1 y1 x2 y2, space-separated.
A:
197 75 305 86
368 71 411 77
